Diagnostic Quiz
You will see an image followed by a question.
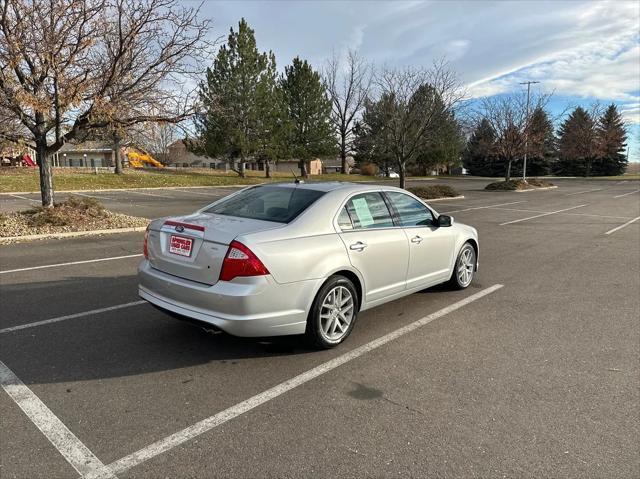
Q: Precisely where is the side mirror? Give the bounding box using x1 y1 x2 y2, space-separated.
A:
437 215 453 227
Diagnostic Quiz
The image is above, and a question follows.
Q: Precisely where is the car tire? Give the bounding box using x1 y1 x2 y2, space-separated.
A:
447 242 476 290
305 275 359 349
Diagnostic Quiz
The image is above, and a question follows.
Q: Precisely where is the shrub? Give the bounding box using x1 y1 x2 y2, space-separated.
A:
359 162 378 176
408 184 460 199
485 178 554 190
19 196 107 227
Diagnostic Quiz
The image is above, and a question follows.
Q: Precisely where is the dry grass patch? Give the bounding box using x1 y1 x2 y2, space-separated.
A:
0 196 148 238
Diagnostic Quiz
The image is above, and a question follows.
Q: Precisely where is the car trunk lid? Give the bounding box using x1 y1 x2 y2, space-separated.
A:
146 213 281 285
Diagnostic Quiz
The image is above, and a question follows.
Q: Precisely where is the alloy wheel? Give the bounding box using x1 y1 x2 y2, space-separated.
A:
457 247 475 287
319 286 355 341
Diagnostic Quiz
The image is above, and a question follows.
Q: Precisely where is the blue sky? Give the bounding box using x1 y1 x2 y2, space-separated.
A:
197 0 640 161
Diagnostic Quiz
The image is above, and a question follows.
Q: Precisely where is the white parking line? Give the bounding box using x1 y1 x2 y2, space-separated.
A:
490 207 633 220
444 201 525 214
125 190 174 199
171 189 218 197
72 192 117 201
89 284 504 479
0 361 117 478
613 189 639 198
605 216 640 235
0 301 146 334
0 254 143 275
565 188 602 196
499 204 588 226
10 194 39 203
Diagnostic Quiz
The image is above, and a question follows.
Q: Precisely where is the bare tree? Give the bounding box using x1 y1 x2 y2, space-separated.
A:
0 0 212 206
324 50 373 174
374 60 465 188
474 91 551 181
129 121 180 164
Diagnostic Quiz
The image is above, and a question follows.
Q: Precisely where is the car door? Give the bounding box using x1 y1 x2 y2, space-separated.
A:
337 192 409 304
384 191 456 290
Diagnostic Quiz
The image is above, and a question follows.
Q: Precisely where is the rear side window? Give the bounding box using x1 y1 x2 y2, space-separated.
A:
205 186 325 223
345 192 394 229
385 192 434 227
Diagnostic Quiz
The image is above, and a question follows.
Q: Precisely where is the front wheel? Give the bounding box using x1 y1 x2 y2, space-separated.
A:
305 275 359 349
448 242 476 290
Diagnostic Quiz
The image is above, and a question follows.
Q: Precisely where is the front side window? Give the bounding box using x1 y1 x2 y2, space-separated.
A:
345 192 394 229
385 192 434 227
206 185 325 223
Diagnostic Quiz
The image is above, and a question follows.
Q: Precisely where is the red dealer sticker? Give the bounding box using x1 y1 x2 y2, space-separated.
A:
169 235 193 257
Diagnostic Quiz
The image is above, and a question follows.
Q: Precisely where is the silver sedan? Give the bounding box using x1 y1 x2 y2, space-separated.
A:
138 182 479 348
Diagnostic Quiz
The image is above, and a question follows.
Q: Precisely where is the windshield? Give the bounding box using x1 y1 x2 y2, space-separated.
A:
205 185 326 223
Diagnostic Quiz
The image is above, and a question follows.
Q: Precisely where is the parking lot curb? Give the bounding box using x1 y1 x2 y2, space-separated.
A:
0 226 147 244
425 195 465 201
514 186 558 192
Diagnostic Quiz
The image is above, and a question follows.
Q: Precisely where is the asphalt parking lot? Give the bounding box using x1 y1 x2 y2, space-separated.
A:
1 178 639 478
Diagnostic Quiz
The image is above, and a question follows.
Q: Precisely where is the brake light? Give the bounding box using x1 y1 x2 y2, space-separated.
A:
219 240 269 281
143 225 150 259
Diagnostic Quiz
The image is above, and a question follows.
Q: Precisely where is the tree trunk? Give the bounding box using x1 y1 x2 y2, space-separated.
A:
505 159 512 182
340 135 347 174
239 159 246 178
114 133 123 174
36 138 54 207
265 160 271 178
585 158 592 177
398 161 406 189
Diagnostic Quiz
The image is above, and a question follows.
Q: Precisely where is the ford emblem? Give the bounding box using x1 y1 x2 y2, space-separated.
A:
175 225 185 233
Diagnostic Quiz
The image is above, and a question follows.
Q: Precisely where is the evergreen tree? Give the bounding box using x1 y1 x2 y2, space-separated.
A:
415 111 465 175
196 19 278 177
518 106 556 176
463 119 499 176
595 104 628 176
255 52 288 178
280 57 334 177
353 93 396 176
556 107 597 176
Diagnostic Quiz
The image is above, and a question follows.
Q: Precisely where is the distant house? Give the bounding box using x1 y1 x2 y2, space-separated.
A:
54 141 115 167
167 140 227 169
273 159 323 175
322 156 354 174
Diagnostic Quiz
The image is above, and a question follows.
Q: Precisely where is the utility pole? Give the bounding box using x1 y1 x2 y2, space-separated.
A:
520 81 540 182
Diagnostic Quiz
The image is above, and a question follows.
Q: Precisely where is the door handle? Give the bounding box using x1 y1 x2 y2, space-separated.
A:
349 241 367 251
411 235 423 244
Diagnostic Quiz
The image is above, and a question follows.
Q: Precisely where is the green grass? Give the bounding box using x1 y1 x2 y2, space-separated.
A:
0 168 392 193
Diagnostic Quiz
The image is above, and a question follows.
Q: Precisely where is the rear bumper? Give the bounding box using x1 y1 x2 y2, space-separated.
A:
138 260 316 337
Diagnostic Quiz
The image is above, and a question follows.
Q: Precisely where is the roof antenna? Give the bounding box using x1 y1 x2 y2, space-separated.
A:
291 168 303 184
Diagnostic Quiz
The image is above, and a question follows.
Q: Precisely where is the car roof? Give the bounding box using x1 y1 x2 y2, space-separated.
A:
263 181 406 194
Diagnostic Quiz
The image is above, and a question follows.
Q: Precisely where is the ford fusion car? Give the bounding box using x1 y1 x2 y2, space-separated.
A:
138 182 478 348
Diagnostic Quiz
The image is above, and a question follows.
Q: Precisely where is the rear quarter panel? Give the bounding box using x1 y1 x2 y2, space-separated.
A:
242 233 353 285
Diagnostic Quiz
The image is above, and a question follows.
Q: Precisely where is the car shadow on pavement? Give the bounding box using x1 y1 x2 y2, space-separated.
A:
0 274 475 385
0 274 321 385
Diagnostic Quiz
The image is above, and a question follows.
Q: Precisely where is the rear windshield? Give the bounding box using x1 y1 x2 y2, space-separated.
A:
205 185 325 223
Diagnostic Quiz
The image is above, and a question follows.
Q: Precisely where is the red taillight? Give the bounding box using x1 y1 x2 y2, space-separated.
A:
219 240 269 282
143 226 149 259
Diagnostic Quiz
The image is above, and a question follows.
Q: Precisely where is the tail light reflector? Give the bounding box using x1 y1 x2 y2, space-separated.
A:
219 241 269 281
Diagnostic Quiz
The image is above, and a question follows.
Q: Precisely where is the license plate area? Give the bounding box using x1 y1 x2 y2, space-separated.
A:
169 235 193 257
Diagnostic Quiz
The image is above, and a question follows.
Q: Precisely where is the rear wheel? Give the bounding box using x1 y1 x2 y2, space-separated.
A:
448 242 476 290
306 275 359 349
